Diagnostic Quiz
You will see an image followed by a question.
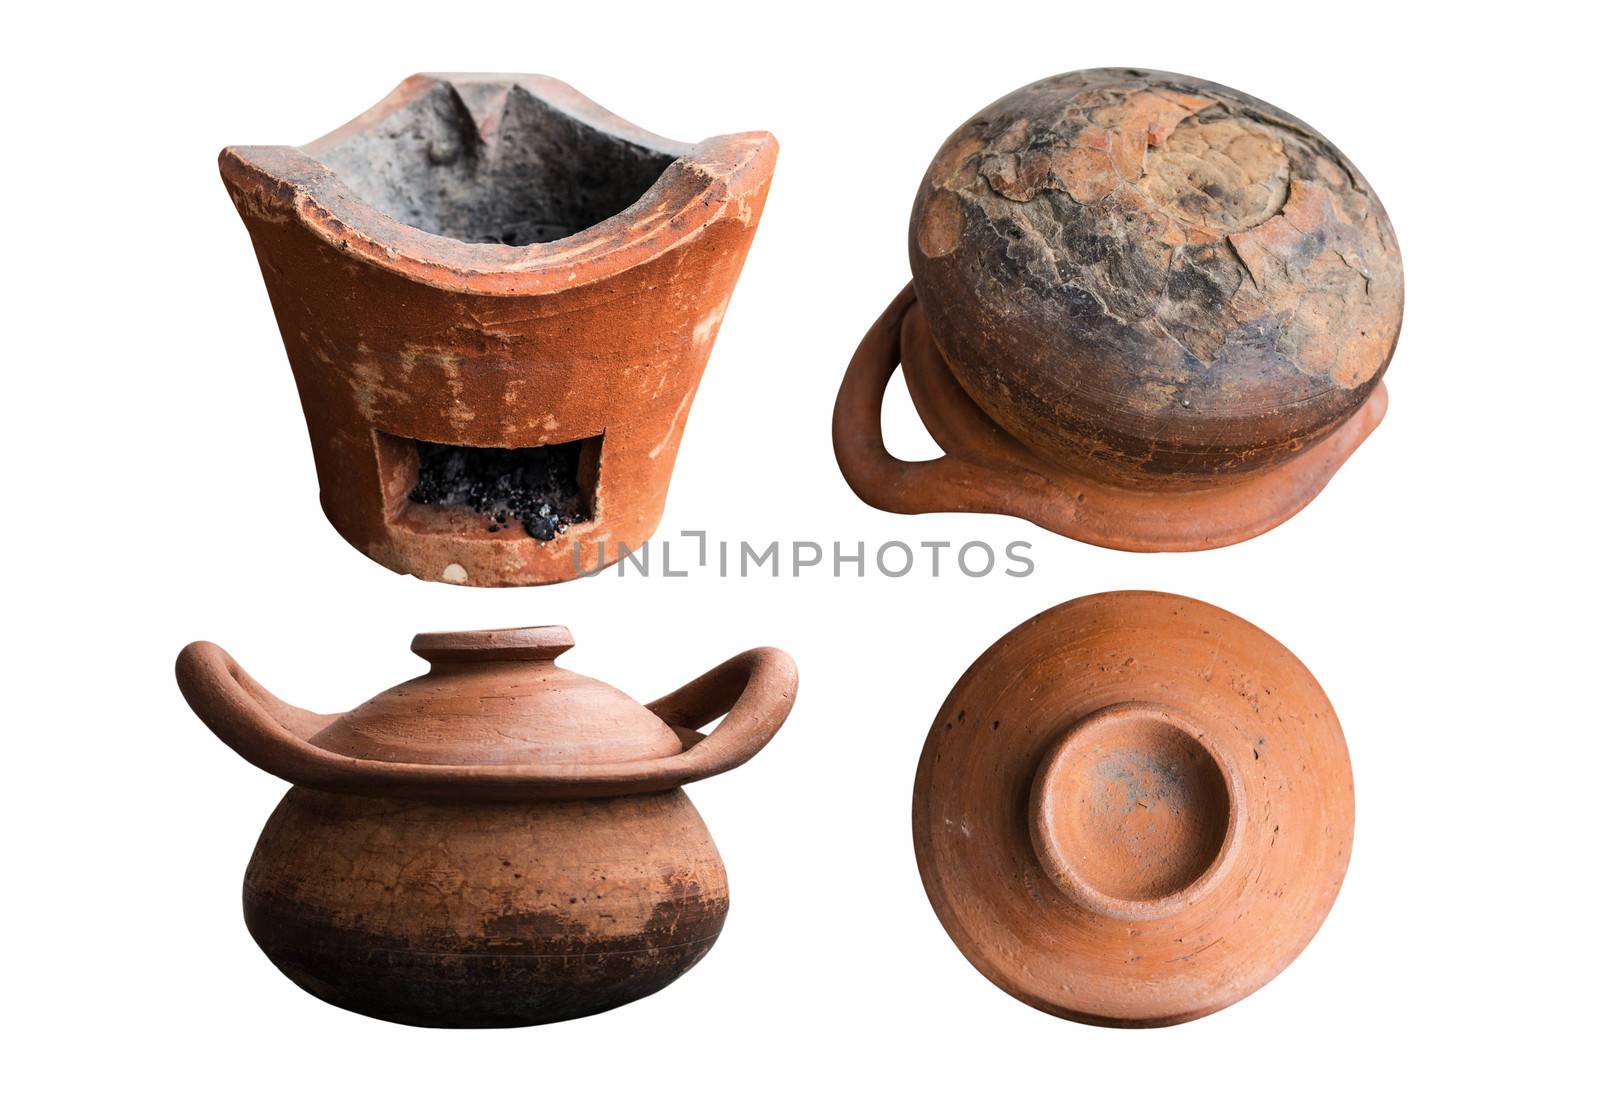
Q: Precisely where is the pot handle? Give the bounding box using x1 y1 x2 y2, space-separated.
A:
833 283 1052 518
176 641 797 801
645 647 799 780
176 641 364 790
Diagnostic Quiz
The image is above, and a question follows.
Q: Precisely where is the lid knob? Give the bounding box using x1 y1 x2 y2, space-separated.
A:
410 626 575 664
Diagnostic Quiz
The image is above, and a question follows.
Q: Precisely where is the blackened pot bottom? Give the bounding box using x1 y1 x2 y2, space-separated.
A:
244 889 724 1028
238 789 731 1027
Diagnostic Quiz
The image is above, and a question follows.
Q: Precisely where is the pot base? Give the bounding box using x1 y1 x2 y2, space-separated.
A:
835 289 1386 552
242 788 727 1027
913 591 1354 1026
247 892 720 1028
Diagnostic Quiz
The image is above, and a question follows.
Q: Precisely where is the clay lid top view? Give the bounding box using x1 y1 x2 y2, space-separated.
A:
913 592 1354 1026
176 627 798 801
909 68 1402 481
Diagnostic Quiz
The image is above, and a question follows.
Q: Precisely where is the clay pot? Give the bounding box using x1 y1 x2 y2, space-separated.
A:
221 74 777 585
913 592 1353 1026
175 626 798 1027
836 69 1401 550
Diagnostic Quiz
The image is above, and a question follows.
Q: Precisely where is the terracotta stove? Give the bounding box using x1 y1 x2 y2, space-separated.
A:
221 73 777 585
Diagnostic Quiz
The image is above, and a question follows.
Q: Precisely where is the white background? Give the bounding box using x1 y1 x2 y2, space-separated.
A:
11 1 1594 1102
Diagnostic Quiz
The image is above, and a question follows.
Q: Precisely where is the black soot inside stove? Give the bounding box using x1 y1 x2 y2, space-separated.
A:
409 439 592 540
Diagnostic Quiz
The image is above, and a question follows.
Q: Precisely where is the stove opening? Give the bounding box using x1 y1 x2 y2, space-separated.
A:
395 433 602 540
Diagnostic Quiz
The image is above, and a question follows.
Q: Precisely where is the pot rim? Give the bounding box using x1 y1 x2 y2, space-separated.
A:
219 72 778 298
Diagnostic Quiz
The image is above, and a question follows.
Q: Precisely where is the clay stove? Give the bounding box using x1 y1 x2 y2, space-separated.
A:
222 74 777 584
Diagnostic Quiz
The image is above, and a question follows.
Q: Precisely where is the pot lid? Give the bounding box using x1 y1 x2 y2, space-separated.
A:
177 629 798 802
908 68 1401 480
309 626 683 767
912 591 1353 1026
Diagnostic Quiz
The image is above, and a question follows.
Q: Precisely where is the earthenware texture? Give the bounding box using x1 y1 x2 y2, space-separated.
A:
176 626 798 1027
223 74 777 585
913 591 1354 1026
836 68 1401 550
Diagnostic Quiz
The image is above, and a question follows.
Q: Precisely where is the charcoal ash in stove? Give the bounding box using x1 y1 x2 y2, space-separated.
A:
409 440 589 541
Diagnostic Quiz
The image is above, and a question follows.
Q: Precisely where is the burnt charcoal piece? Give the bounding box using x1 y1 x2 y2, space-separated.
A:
409 440 589 540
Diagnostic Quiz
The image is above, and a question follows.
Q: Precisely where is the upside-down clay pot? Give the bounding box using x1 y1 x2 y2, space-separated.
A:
175 626 797 1027
913 592 1354 1026
835 69 1401 550
222 74 777 585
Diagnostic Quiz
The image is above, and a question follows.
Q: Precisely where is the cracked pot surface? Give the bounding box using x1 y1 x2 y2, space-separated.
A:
910 68 1401 485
